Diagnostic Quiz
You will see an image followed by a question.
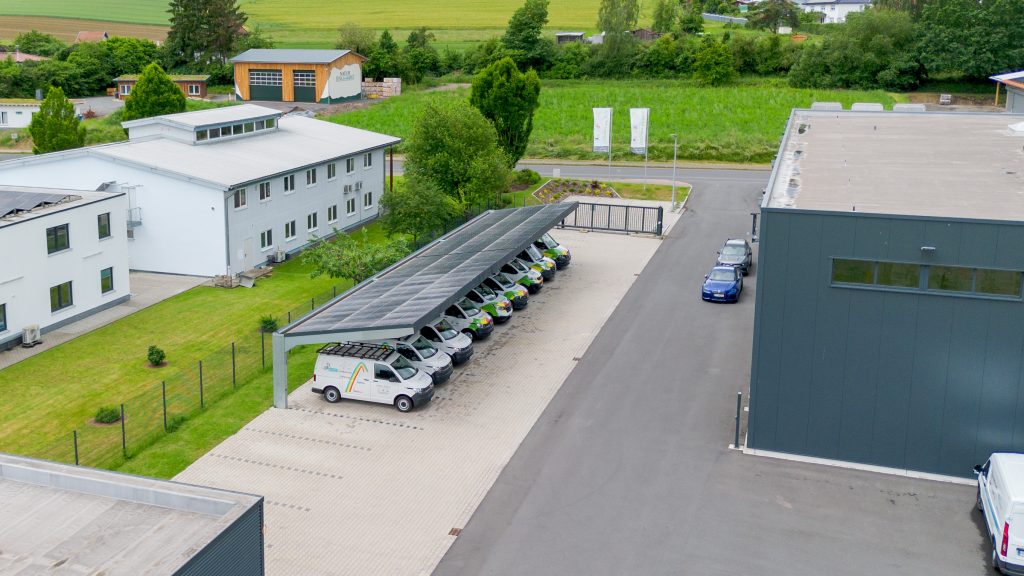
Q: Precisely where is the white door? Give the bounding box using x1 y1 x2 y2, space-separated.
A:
243 236 254 271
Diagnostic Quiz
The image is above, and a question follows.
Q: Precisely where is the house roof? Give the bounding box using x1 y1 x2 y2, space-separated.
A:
991 70 1024 91
0 453 261 575
75 31 108 42
765 110 1024 222
230 48 360 64
114 74 210 82
0 98 40 106
1 49 48 63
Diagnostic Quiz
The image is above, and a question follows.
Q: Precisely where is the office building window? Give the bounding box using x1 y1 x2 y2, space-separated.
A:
0 303 6 332
285 220 296 240
284 174 295 193
97 213 111 239
259 181 271 201
46 224 70 254
233 188 247 209
363 152 373 168
346 198 356 215
327 163 337 180
327 205 338 223
260 229 273 250
346 158 355 174
100 267 114 294
307 212 318 231
306 168 317 186
363 191 373 208
50 281 73 312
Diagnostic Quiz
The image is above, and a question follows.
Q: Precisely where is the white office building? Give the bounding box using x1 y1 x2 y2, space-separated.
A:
0 104 400 277
0 186 130 348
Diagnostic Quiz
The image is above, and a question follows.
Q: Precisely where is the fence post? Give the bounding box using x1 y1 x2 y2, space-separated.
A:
120 403 127 458
231 342 237 389
199 360 204 409
73 430 79 466
162 381 168 431
261 331 266 369
311 297 315 311
733 391 743 449
333 285 337 298
288 311 292 323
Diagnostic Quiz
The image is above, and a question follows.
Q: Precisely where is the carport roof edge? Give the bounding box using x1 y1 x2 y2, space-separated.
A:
280 203 578 340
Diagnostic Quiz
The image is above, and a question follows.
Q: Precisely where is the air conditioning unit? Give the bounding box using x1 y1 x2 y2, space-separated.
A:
21 324 41 347
271 249 286 263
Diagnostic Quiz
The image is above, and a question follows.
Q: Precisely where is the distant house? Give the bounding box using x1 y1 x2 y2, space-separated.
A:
555 32 585 44
0 49 48 63
75 31 109 43
991 70 1024 113
630 28 663 42
230 49 366 103
799 0 870 23
0 100 41 129
113 74 210 100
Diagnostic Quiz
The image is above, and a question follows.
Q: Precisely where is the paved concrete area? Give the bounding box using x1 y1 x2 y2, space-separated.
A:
77 95 124 117
0 272 205 370
174 229 663 575
434 173 987 575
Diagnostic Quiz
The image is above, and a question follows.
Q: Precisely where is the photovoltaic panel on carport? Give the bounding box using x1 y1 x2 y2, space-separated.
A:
283 203 578 339
0 190 75 218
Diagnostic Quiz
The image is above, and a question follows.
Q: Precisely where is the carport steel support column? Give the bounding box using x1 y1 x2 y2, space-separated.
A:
272 332 288 409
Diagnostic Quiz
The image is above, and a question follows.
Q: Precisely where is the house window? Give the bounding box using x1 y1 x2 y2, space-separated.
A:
363 191 373 208
307 212 318 231
46 224 70 254
188 84 200 96
97 213 111 239
346 198 356 215
260 229 273 250
284 174 295 193
346 158 355 174
363 152 373 168
327 205 338 223
284 220 296 240
50 281 73 312
120 84 131 96
0 111 7 125
0 303 5 332
233 188 247 209
100 267 114 294
306 168 317 186
327 163 336 180
259 181 271 201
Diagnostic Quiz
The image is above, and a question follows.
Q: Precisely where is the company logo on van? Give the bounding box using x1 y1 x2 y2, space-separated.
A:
347 362 368 392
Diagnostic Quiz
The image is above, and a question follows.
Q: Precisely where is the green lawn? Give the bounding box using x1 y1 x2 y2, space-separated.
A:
611 181 690 203
327 78 904 164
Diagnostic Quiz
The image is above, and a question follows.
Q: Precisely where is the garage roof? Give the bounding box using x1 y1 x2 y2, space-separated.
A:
282 204 578 339
230 49 356 64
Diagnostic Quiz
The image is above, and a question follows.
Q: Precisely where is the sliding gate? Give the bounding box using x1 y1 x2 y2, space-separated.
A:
558 202 663 235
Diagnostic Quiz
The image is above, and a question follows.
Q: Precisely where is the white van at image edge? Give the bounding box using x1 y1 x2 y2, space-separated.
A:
976 452 1024 574
311 342 434 412
372 335 454 385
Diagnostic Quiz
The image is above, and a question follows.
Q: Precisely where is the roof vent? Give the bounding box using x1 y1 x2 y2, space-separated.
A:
851 102 884 112
810 102 843 111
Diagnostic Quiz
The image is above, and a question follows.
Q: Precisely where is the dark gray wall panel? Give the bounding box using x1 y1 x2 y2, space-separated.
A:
904 297 953 473
176 500 264 576
939 305 987 475
869 293 917 469
837 290 882 463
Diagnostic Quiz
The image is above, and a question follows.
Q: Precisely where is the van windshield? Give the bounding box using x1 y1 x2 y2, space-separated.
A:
509 259 527 273
526 244 544 261
467 290 484 304
538 233 558 250
412 336 437 358
434 320 458 340
492 274 514 289
390 355 418 380
476 283 496 298
457 298 480 317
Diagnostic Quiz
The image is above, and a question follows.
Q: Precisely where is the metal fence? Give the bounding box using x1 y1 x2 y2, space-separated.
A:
702 12 748 24
558 202 664 235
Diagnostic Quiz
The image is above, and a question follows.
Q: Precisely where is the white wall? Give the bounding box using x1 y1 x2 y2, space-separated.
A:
0 193 130 345
801 2 869 23
0 155 227 276
0 105 39 129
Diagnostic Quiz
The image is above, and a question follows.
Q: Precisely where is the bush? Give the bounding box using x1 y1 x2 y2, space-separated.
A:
147 345 166 366
94 406 121 424
258 314 279 333
513 168 541 185
166 414 187 433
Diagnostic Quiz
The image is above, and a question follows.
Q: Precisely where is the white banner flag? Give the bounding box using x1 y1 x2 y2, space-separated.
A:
593 107 612 153
630 108 649 154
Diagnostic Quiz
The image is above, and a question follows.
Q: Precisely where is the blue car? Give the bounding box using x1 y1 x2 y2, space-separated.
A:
702 266 743 303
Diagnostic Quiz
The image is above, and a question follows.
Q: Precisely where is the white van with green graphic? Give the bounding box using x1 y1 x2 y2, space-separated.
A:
484 273 529 310
312 342 434 412
501 259 543 293
441 297 494 341
534 233 571 269
518 244 556 281
466 284 512 323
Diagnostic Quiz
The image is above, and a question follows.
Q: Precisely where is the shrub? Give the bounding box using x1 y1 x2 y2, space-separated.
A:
147 345 166 367
94 406 121 424
513 168 541 185
166 414 187 433
258 314 279 333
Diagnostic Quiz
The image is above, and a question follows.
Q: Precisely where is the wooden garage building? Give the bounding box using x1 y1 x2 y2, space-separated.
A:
230 49 366 104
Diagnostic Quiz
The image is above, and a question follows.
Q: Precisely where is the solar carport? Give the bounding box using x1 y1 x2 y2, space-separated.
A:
271 203 578 408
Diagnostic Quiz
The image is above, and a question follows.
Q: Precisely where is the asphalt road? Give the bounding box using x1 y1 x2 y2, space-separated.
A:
433 172 986 575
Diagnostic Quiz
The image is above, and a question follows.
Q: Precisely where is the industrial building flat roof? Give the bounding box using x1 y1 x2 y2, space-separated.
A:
120 103 280 131
765 110 1024 221
230 48 355 64
0 185 122 228
0 453 261 575
283 204 577 339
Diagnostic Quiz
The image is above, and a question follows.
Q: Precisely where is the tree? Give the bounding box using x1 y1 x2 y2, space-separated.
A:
121 63 187 122
747 0 800 31
918 0 1024 79
693 37 737 86
335 22 377 55
64 42 113 96
651 0 679 33
165 0 247 67
502 0 554 70
404 100 512 208
403 28 440 83
13 30 66 57
303 229 410 284
470 57 541 166
28 86 85 154
105 37 160 77
594 0 640 75
380 176 459 243
364 30 403 80
677 9 705 34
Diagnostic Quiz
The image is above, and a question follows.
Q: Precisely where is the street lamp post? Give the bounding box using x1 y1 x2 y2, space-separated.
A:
669 133 679 210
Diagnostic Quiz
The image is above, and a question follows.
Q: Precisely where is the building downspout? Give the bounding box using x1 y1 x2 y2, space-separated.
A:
224 190 232 278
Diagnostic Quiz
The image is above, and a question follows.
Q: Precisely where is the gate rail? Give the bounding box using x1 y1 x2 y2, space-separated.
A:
558 202 663 235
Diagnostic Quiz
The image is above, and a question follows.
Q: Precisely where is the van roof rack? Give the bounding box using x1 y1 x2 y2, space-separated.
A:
317 342 393 361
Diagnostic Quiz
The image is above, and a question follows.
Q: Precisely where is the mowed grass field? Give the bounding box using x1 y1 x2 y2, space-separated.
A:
0 0 619 48
328 79 905 164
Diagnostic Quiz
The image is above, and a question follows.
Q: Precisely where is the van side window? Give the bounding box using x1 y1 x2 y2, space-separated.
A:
375 363 397 381
446 305 462 318
397 347 417 361
421 327 440 342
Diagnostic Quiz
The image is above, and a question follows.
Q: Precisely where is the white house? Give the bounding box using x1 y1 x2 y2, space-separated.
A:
0 100 41 129
800 0 870 23
0 185 130 348
0 104 401 277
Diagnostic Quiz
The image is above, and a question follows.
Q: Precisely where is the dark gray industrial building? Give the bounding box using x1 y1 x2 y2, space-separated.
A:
749 109 1024 478
0 452 264 575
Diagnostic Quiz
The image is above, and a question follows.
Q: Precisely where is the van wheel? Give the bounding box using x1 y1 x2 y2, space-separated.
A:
323 387 341 403
395 395 413 413
462 329 475 341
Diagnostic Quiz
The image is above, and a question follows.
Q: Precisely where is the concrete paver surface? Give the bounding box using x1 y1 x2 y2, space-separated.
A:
174 229 664 575
434 174 987 575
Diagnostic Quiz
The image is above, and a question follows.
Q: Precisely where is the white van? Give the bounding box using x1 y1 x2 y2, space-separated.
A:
466 284 512 324
442 297 494 341
501 259 544 294
312 342 434 412
375 335 454 385
420 318 474 365
976 453 1024 574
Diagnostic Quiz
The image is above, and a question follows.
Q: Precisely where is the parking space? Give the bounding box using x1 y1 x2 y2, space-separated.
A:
174 228 663 575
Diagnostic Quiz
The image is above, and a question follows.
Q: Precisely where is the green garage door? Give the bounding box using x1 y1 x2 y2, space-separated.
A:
249 69 282 101
293 70 316 102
